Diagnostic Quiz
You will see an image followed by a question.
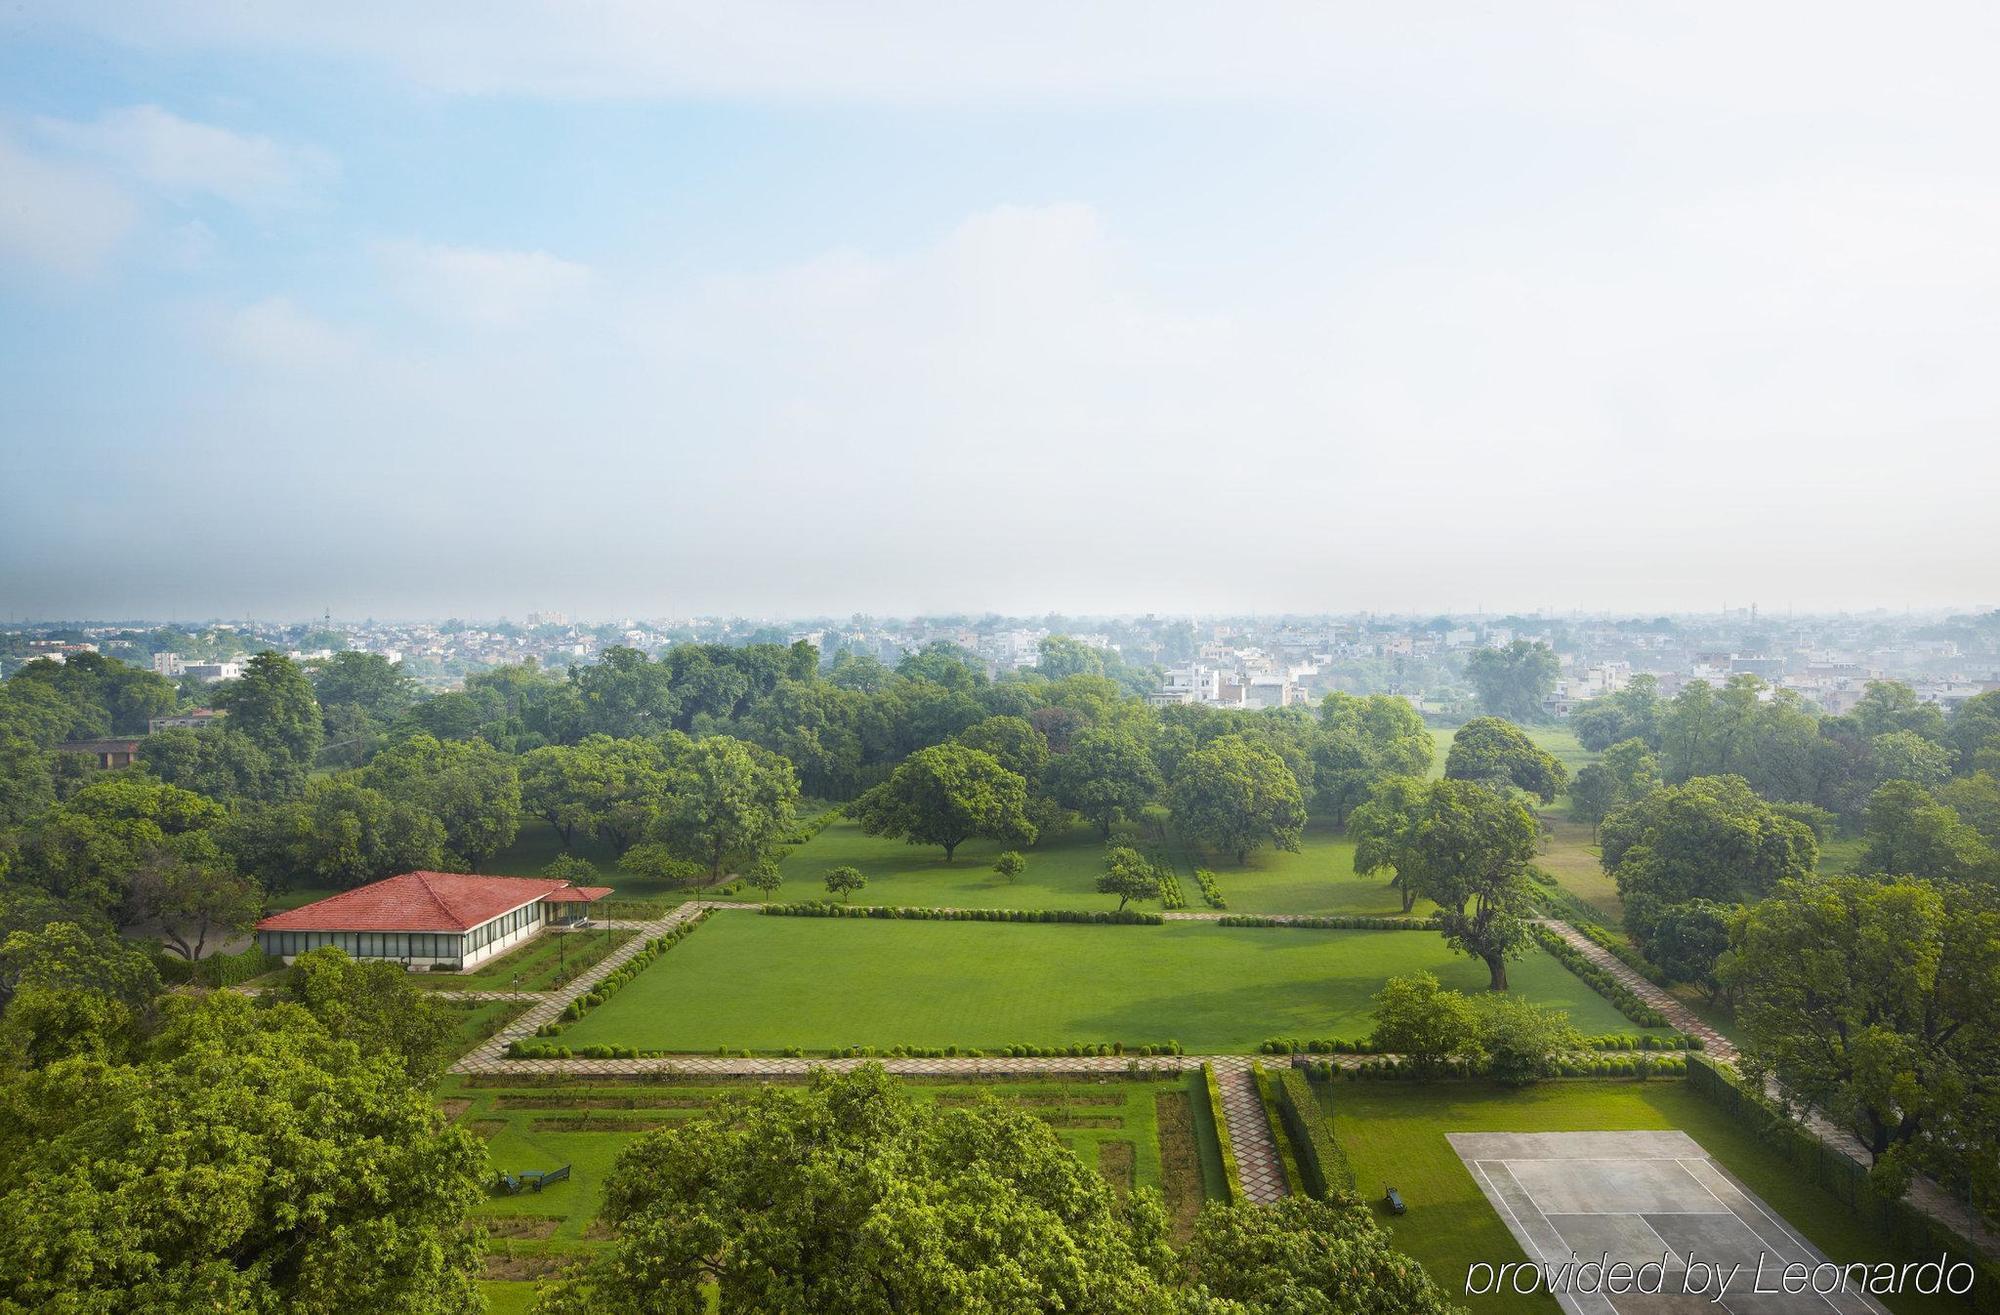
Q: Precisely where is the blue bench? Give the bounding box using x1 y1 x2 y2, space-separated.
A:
495 1164 572 1195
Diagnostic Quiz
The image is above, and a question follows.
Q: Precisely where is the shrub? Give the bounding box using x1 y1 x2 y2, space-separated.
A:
1193 868 1226 909
1203 1064 1240 1203
1276 1067 1353 1196
758 902 1163 925
1530 925 1672 1029
1216 914 1438 931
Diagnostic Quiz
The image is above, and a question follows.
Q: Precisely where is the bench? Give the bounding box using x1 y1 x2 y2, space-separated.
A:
494 1164 572 1195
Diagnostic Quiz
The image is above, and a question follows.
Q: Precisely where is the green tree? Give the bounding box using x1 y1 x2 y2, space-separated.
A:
1567 674 1664 750
954 714 1050 781
20 776 231 916
1851 680 1947 742
1940 772 2000 845
309 650 417 724
273 946 461 1084
617 842 705 889
520 740 626 849
993 850 1026 882
1036 634 1108 679
895 641 987 692
362 733 521 870
1464 640 1560 721
1600 736 1660 800
823 865 866 902
1367 971 1481 1072
1443 717 1566 803
1599 775 1818 939
1948 690 2000 774
212 651 322 789
1566 764 1621 839
532 1065 1178 1315
1869 729 1955 790
852 743 1037 862
1348 775 1429 913
1397 780 1539 990
1177 1196 1461 1314
1471 993 1584 1086
1725 876 2000 1218
137 726 276 802
0 920 160 1065
1046 727 1164 839
1311 692 1434 825
1169 737 1306 864
0 992 486 1314
746 865 784 902
126 851 262 961
1097 846 1163 911
229 776 447 892
1860 780 1996 881
653 735 800 881
1644 899 1734 1002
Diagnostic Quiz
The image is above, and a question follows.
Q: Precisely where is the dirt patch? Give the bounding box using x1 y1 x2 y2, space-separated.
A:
1097 1140 1136 1198
469 1120 509 1140
582 1217 618 1241
481 1253 573 1281
934 1093 1125 1108
439 1098 472 1120
1155 1091 1204 1243
1037 1115 1125 1129
482 1215 563 1240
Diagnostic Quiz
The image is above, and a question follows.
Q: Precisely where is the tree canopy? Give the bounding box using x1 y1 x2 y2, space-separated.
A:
852 743 1037 861
1463 640 1559 721
1442 717 1566 803
1169 737 1306 865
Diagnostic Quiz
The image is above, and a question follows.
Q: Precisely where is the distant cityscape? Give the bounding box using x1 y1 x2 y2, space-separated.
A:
8 607 1996 723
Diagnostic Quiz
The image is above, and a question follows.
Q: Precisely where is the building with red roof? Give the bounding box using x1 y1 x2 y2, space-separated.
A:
255 871 613 972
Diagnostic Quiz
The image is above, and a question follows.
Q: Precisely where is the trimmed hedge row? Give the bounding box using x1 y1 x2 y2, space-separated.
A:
1530 924 1672 1028
759 901 1164 925
1203 1063 1241 1204
1194 868 1227 909
825 1040 1184 1059
778 804 844 847
1215 914 1440 931
1574 921 1672 986
1276 1066 1352 1196
156 945 283 988
1258 1031 1703 1056
1686 1056 2000 1312
1301 1054 1690 1081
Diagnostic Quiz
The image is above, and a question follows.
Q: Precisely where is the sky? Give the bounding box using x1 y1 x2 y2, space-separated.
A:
2 4 1997 622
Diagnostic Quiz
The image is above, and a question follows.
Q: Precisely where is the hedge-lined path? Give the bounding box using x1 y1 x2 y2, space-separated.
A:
453 904 709 1072
1210 1058 1288 1204
427 990 546 1002
1537 920 2000 1260
1534 919 1737 1062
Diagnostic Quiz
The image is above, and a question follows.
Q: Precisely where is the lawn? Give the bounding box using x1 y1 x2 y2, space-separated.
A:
1321 1079 1964 1315
446 1070 1219 1301
772 816 1424 917
1532 814 1623 922
558 912 1659 1053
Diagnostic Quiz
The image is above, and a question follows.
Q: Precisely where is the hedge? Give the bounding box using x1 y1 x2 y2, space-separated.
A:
1203 1063 1242 1204
1574 921 1672 987
759 901 1164 925
1258 1032 1702 1056
1530 924 1672 1028
1215 914 1439 931
1686 1056 2000 1312
1300 1054 1690 1081
1276 1067 1353 1197
1194 868 1227 910
156 945 282 988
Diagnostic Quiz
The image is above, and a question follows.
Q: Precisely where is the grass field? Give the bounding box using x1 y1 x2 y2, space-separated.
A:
412 928 633 991
559 912 1660 1053
452 1069 1220 1309
1321 1079 1964 1315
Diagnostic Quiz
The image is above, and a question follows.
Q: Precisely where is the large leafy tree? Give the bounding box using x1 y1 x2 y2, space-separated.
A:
125 851 262 961
271 947 460 1085
1567 674 1664 751
1177 1196 1461 1314
853 743 1036 862
1046 727 1163 839
1850 679 1948 742
1599 774 1818 939
19 776 231 917
1868 729 1955 791
1463 640 1560 721
534 1065 1177 1315
1379 779 1538 990
229 776 447 892
1861 780 1997 882
652 735 800 881
1948 690 2000 774
212 651 323 790
1725 876 2000 1221
1348 775 1430 913
1443 717 1566 803
1169 737 1306 865
362 733 521 870
136 726 276 802
1311 692 1434 825
0 992 487 1314
954 714 1050 782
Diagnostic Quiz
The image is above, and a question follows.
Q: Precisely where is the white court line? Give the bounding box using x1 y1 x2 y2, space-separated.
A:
1472 1160 1618 1315
1669 1158 1854 1315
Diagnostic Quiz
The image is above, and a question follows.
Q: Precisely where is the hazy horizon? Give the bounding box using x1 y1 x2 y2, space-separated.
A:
6 4 1999 618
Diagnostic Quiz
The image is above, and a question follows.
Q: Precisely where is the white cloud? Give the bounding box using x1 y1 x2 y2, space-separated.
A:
37 104 332 209
216 296 359 370
375 241 594 328
0 130 137 276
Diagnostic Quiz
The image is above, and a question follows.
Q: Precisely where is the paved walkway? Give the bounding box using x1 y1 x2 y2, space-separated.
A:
1209 1058 1287 1204
1533 919 1737 1061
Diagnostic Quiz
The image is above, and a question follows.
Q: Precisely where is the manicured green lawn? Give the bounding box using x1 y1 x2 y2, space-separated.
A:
560 912 1658 1053
773 816 1422 917
412 928 632 992
1322 1079 1963 1315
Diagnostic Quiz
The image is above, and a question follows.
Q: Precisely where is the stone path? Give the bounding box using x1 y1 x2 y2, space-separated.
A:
1534 919 1736 1060
1209 1058 1288 1204
426 990 545 1002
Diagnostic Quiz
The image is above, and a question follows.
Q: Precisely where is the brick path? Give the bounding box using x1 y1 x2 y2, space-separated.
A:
1533 919 1736 1061
1209 1058 1287 1204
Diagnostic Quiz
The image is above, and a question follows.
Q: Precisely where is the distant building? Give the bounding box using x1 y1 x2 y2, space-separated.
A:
57 738 143 769
181 661 243 682
254 871 614 972
148 709 225 735
152 652 185 677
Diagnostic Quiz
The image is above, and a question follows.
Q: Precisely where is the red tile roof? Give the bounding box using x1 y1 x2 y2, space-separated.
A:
256 872 595 933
